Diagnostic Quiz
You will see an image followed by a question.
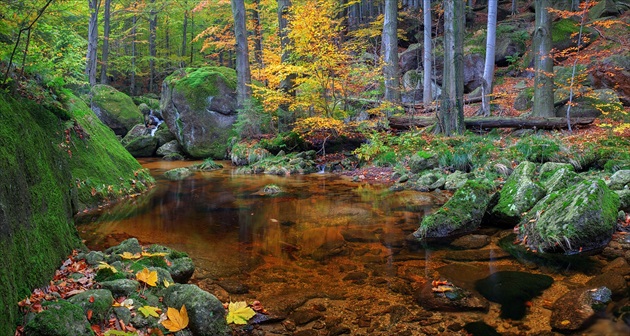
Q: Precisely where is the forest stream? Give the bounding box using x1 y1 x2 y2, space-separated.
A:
76 159 630 336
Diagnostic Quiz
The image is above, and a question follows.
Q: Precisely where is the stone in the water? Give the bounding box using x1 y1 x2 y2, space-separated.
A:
463 321 501 336
475 271 553 320
550 286 612 332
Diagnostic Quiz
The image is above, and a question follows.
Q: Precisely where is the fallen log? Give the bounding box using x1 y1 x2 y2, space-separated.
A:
389 116 596 130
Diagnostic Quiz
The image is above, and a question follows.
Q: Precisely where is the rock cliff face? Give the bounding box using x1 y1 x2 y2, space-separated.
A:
0 92 153 335
160 67 238 159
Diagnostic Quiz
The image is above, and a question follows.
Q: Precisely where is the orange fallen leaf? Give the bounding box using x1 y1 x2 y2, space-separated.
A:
87 309 93 320
162 305 189 332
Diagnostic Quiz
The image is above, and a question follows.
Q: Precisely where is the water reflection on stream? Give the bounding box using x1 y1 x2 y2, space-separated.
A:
77 159 625 335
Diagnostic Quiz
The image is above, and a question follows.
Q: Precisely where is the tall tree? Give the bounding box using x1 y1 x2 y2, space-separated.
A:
278 0 293 93
231 0 252 108
436 0 464 135
100 0 112 84
86 0 101 87
148 0 158 93
130 2 138 95
532 0 554 117
382 0 400 103
480 0 497 116
422 0 432 107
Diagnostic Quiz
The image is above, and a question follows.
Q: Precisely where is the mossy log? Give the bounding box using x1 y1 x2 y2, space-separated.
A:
389 116 595 130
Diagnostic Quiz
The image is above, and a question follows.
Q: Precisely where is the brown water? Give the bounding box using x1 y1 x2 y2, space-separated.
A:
77 159 628 335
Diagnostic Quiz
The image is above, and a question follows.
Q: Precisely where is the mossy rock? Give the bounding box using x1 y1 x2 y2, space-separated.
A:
24 300 93 336
106 238 143 256
552 19 595 53
90 84 143 136
168 257 195 283
514 87 534 111
542 167 583 194
412 180 495 241
491 162 545 225
163 284 230 336
616 189 630 211
189 158 223 171
67 289 114 323
517 179 620 254
164 167 193 180
409 152 439 173
230 141 271 166
156 140 184 157
161 67 238 159
608 169 630 190
99 279 140 297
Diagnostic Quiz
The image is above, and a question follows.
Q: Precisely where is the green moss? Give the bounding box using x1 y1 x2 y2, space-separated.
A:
60 91 154 211
94 269 127 283
165 67 237 111
90 84 143 131
552 19 580 45
0 94 83 335
132 256 169 269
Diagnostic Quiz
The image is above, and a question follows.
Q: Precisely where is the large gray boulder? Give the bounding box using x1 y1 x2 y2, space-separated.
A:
90 84 143 136
411 180 494 241
163 284 230 336
517 179 620 253
491 161 545 226
160 67 238 159
121 124 158 157
608 169 630 190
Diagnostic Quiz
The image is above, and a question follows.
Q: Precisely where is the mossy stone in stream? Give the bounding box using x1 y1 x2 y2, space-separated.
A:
475 271 553 320
164 167 193 180
163 284 230 335
24 300 93 336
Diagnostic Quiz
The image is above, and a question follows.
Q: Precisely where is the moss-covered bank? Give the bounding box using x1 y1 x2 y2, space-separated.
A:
0 92 154 335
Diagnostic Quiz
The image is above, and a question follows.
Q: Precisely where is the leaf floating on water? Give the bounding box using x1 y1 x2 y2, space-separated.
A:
226 301 256 325
162 305 189 332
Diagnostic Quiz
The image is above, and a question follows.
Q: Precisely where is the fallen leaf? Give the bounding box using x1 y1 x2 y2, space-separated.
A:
87 309 93 320
120 252 142 260
136 268 158 287
141 251 168 258
161 305 189 332
139 305 161 318
89 296 95 303
163 279 172 288
226 301 256 325
97 262 118 273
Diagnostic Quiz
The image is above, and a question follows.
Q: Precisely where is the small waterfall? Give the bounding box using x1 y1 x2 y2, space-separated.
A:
316 163 326 174
148 111 163 136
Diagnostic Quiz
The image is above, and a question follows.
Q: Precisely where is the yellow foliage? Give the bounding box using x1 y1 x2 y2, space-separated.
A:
135 268 158 287
226 301 256 325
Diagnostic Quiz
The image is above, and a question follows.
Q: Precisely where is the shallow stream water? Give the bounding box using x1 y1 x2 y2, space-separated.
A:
77 159 628 335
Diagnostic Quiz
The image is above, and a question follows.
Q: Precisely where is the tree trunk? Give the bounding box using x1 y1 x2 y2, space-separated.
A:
390 116 595 130
130 7 137 95
100 0 111 84
278 0 295 97
480 0 497 116
437 0 465 135
422 0 432 107
181 8 188 64
382 0 400 103
231 0 252 108
86 0 101 87
252 0 264 69
148 0 158 93
533 0 554 117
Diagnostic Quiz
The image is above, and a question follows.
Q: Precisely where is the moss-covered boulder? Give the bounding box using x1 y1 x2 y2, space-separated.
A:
160 67 238 158
230 141 272 166
154 122 177 147
608 169 630 190
491 162 545 226
237 151 318 175
589 0 630 19
90 84 143 136
121 124 159 157
517 179 620 254
67 289 114 322
408 151 439 173
24 300 93 336
411 180 495 241
617 189 630 211
164 167 193 180
100 279 140 297
591 52 630 102
156 140 183 157
163 284 231 335
552 19 594 53
168 257 195 283
494 24 528 65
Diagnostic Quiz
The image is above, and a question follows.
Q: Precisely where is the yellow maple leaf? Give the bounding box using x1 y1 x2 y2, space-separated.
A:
97 262 117 273
136 268 158 287
161 305 189 332
120 252 142 259
226 301 256 325
163 279 173 288
138 305 161 318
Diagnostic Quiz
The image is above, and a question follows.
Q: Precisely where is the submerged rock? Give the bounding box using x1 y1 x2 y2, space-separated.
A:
517 179 619 254
475 271 553 320
414 282 488 312
411 180 494 241
550 287 612 332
